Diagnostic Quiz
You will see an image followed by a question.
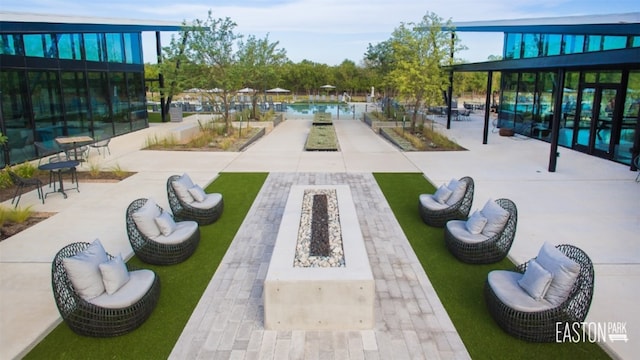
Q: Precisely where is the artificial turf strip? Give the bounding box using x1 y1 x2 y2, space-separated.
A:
25 172 268 360
373 173 611 360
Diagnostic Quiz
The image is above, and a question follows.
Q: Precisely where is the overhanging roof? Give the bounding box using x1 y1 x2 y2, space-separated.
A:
0 11 183 33
450 47 640 72
452 12 640 36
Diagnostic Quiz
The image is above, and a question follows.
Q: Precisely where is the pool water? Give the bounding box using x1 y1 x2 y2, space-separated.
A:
285 103 359 119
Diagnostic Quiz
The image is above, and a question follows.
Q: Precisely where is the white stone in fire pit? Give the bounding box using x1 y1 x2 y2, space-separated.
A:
264 185 374 330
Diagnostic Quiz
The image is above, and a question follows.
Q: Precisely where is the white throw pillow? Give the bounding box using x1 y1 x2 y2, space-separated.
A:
99 254 130 295
432 184 453 204
465 210 488 235
535 242 581 306
518 259 553 300
155 211 177 236
480 199 510 237
172 174 195 204
132 198 161 238
62 239 109 299
188 185 207 203
446 179 467 206
446 178 460 190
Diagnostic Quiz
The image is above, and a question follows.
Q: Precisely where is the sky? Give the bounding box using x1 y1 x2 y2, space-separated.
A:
2 0 639 66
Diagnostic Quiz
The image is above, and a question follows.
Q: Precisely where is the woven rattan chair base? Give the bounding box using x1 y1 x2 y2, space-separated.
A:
51 242 160 337
126 198 200 265
484 244 594 342
419 176 474 228
445 198 518 264
167 175 224 225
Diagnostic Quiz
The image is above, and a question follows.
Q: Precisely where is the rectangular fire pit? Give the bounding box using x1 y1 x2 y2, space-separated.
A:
264 185 374 330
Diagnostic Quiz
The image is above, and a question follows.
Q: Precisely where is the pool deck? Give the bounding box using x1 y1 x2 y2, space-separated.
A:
1 105 638 359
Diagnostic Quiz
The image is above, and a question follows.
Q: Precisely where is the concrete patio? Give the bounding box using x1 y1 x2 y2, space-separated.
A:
0 107 637 359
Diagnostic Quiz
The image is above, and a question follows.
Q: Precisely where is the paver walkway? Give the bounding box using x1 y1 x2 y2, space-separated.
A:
170 172 469 359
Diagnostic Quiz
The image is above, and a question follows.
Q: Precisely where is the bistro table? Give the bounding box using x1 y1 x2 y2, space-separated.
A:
38 160 80 199
55 135 93 161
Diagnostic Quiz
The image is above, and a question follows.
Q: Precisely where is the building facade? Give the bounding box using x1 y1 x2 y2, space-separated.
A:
452 13 640 171
0 13 180 167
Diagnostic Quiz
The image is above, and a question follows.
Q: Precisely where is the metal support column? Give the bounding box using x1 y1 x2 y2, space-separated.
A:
446 32 455 130
156 31 166 123
483 71 493 145
548 69 565 172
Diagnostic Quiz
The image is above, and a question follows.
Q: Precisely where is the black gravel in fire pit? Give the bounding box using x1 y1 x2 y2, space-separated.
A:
309 194 330 256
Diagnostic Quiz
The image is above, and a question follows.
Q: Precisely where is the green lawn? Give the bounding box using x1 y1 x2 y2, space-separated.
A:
25 172 268 360
373 172 610 360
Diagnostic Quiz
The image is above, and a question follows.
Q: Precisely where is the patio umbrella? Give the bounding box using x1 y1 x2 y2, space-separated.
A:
320 84 336 89
237 87 255 93
266 87 290 101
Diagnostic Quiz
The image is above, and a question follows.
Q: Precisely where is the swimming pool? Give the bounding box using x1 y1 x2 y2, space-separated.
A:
284 103 361 119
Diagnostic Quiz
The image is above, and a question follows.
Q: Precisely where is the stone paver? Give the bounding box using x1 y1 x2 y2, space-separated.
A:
170 172 469 360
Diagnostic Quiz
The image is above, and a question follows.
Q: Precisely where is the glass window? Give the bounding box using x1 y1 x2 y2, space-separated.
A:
23 34 45 57
522 34 541 58
110 72 130 135
542 34 562 56
106 33 124 63
504 33 522 59
87 71 112 136
29 70 64 142
559 72 580 147
124 33 142 64
57 34 82 60
616 71 640 164
1 69 34 165
128 72 147 130
517 73 536 125
61 72 91 136
633 37 640 47
1 34 23 56
586 35 602 52
499 72 519 127
84 33 105 62
563 35 585 54
602 36 627 51
535 72 556 141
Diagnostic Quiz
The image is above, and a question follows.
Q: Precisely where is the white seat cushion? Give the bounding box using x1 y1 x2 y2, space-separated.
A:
153 221 198 245
446 220 489 244
480 199 510 237
190 193 223 210
88 269 155 309
132 198 162 238
419 194 449 210
62 239 109 300
535 242 581 306
188 184 207 202
487 270 554 312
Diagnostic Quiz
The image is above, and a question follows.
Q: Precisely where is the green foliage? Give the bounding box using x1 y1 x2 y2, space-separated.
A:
6 205 33 223
1 162 39 189
107 163 128 178
0 131 8 146
305 125 339 151
24 173 268 360
373 173 611 360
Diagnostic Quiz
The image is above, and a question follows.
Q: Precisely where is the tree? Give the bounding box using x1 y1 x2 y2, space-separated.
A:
386 12 462 131
187 11 243 131
157 23 192 121
236 34 287 119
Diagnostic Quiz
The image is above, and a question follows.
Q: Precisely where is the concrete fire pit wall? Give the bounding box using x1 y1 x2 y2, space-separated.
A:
264 185 375 330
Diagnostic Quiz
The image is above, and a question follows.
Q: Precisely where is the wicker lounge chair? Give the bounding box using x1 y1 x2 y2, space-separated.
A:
419 176 474 227
51 241 160 337
485 244 594 342
444 198 518 264
126 198 200 265
167 174 224 225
